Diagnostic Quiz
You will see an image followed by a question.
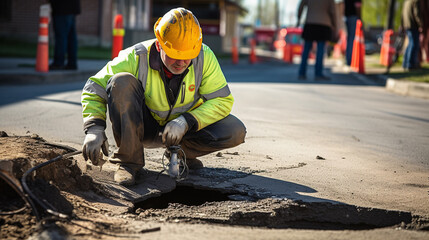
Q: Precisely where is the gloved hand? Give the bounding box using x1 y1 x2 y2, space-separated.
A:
82 126 109 166
162 115 188 146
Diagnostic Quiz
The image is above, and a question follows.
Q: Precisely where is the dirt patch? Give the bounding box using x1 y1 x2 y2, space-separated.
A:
0 133 116 239
0 132 92 192
1 132 428 240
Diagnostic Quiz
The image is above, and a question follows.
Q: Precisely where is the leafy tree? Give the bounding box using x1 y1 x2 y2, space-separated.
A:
258 0 278 26
362 0 405 30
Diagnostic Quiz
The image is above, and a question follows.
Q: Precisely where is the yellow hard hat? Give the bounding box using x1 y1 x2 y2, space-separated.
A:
154 8 202 60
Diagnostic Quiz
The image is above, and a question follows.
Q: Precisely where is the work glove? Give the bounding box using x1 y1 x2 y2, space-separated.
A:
82 125 109 166
162 115 188 146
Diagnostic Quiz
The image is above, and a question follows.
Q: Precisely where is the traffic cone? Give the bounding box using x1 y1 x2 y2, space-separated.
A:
333 30 345 59
333 42 342 59
340 30 347 54
380 29 395 66
380 31 387 65
249 39 257 64
35 4 50 73
112 14 125 59
232 37 239 64
283 43 292 63
350 19 365 74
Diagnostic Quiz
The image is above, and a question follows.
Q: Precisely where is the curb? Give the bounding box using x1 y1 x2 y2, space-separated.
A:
385 78 429 100
0 58 106 85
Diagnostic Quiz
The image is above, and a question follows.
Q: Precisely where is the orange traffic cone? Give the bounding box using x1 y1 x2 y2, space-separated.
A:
283 43 292 63
333 43 342 59
112 14 125 59
35 4 50 73
232 37 239 64
340 30 347 54
380 29 396 66
350 19 365 74
333 30 345 59
249 39 257 64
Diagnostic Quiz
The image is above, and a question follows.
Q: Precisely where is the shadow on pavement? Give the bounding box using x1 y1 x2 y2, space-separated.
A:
0 81 84 107
185 167 343 204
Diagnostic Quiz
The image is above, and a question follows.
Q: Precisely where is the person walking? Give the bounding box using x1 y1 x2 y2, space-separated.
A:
81 8 246 186
344 0 361 66
402 0 423 70
297 0 338 80
49 0 81 70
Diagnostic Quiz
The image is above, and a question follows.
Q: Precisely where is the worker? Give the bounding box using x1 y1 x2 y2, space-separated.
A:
81 8 246 186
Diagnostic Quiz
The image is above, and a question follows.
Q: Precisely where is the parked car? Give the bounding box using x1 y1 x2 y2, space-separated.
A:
253 27 277 49
271 27 308 61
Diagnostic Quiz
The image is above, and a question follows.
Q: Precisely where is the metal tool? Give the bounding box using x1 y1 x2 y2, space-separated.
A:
161 145 188 181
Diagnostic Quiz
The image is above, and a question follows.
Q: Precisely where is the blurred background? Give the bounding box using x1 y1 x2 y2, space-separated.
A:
0 0 421 62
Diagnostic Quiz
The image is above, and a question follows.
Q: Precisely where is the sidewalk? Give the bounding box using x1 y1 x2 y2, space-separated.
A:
0 58 106 85
357 54 429 99
329 53 429 100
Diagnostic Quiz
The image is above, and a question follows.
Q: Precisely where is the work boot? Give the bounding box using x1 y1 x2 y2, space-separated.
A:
186 158 203 169
114 165 136 186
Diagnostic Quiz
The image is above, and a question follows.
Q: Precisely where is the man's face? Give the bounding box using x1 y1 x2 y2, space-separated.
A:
156 41 192 75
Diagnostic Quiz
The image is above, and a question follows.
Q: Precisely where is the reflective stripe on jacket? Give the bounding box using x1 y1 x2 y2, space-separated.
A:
81 39 233 131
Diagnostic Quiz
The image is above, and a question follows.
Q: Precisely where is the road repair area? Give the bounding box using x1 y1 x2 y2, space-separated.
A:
0 132 428 240
1 58 429 239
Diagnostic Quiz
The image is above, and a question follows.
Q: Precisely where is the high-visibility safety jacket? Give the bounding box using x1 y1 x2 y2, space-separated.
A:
81 39 234 132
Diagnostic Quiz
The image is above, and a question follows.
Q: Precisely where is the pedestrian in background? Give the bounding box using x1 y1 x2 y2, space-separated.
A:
49 0 81 70
297 0 339 80
401 0 423 71
344 0 361 66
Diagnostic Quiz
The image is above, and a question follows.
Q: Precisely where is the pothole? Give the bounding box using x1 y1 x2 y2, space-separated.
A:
135 186 242 209
133 186 428 230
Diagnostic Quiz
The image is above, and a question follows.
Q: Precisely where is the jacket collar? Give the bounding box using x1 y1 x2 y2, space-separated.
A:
148 42 192 76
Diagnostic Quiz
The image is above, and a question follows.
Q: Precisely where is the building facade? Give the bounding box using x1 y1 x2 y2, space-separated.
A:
0 0 245 54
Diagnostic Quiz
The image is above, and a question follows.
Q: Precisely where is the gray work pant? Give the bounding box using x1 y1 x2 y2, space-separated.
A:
106 73 246 170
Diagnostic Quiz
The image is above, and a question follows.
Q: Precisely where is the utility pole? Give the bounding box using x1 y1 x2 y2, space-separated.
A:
387 0 396 30
275 0 280 28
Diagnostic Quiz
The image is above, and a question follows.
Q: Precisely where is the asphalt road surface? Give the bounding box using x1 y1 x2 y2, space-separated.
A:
1 59 428 219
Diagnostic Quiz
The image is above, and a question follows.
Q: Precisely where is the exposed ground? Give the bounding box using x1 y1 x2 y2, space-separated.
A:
1 132 429 240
